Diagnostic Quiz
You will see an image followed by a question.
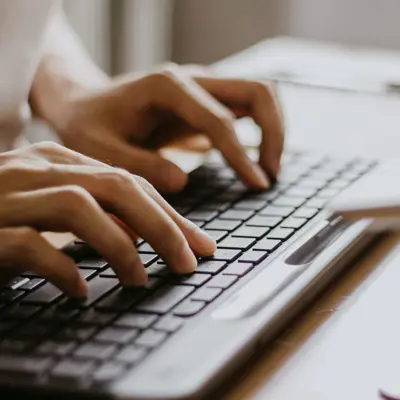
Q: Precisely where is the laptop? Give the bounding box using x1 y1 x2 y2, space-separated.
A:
0 145 379 399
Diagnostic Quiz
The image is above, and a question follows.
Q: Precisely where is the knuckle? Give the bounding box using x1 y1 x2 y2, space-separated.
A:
56 185 94 215
10 227 38 251
31 141 65 154
99 168 132 193
152 65 181 86
252 81 275 101
132 175 153 192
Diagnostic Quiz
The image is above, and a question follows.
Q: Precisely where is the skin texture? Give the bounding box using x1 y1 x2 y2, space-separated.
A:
0 142 217 297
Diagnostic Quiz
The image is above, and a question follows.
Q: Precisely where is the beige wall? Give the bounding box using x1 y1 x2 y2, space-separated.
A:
172 0 400 64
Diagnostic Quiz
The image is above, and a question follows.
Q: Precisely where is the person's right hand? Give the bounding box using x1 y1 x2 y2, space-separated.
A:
0 142 216 297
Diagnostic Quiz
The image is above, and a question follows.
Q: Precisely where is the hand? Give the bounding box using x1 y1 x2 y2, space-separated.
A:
46 64 284 193
0 142 216 296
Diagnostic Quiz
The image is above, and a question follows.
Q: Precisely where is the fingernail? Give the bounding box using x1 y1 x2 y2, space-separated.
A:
252 164 270 189
177 244 197 274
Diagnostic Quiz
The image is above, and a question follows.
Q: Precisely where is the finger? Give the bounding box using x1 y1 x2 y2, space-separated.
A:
195 77 285 178
147 69 270 189
0 227 87 297
0 187 147 286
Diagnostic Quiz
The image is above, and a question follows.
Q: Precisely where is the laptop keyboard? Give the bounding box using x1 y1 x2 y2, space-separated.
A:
0 151 375 388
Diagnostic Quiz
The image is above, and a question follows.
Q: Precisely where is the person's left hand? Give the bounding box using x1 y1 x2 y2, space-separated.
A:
42 64 284 193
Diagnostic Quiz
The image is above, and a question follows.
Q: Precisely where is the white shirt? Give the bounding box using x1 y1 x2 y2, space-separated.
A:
0 0 62 151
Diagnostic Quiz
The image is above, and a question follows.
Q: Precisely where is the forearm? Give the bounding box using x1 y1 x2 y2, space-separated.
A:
29 10 110 131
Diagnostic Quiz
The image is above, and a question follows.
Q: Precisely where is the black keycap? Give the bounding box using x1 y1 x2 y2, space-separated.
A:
20 277 45 291
115 346 147 364
58 326 97 342
223 262 254 277
37 306 79 323
232 226 269 239
246 216 282 228
137 242 155 253
2 304 41 320
95 327 139 344
0 289 25 305
99 267 116 278
62 242 98 262
0 339 33 353
173 300 206 317
95 288 146 311
267 227 295 240
75 342 118 360
139 253 158 266
196 260 227 274
272 196 305 208
0 355 51 377
13 322 55 339
204 229 229 243
253 239 281 252
206 249 241 262
77 258 108 270
198 201 231 212
135 286 194 314
22 283 62 305
153 316 183 333
36 341 76 357
259 205 294 217
204 219 241 232
233 199 266 211
219 209 254 221
51 359 94 382
292 207 319 219
5 277 29 290
147 263 170 277
172 273 211 287
280 217 307 229
77 310 115 326
80 269 97 280
219 237 256 250
186 210 218 222
239 251 268 264
0 321 16 336
114 313 158 330
191 287 222 302
145 277 163 291
92 362 126 383
206 275 238 289
135 329 167 348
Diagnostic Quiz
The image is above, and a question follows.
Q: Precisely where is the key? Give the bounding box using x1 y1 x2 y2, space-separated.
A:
147 263 170 277
135 286 194 314
135 330 167 348
239 251 268 264
0 289 25 305
21 283 62 305
51 359 94 383
77 310 116 326
317 188 340 198
115 346 147 364
267 227 294 240
223 262 254 276
246 216 282 228
196 260 227 274
36 341 76 357
204 219 241 232
62 242 98 262
13 322 55 339
0 355 51 378
259 205 294 218
74 343 118 361
114 313 158 330
292 207 319 219
253 239 281 252
300 178 326 189
77 258 108 270
63 277 119 309
185 210 218 222
305 198 328 209
92 362 126 383
37 306 79 323
328 179 350 190
204 230 229 243
232 226 269 239
173 300 206 317
153 316 183 333
172 273 211 287
139 253 158 266
0 320 16 336
219 209 254 221
95 327 139 344
20 277 44 291
58 326 97 342
206 248 241 262
191 287 222 302
137 242 155 253
99 267 116 277
233 199 266 211
207 275 238 289
219 237 256 250
0 339 33 353
285 186 317 198
80 269 97 280
2 304 41 320
198 201 231 212
95 288 147 311
5 277 29 290
272 196 305 208
280 217 307 229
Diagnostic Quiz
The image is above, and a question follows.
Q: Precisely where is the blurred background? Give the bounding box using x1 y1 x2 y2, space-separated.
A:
64 0 400 75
